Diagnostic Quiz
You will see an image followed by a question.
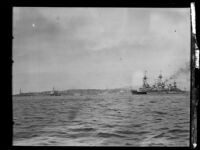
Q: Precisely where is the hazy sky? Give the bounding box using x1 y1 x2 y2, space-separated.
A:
13 7 190 94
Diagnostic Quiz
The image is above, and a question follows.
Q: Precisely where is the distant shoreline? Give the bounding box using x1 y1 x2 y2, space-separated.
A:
13 88 190 96
12 88 131 96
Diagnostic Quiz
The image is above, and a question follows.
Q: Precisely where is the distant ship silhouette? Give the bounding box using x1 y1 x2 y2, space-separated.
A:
131 71 186 94
50 87 60 96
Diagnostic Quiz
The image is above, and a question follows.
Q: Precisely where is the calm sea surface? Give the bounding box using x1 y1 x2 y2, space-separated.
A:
13 92 190 146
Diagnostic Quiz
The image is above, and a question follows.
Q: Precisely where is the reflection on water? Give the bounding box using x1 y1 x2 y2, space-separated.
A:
13 93 190 146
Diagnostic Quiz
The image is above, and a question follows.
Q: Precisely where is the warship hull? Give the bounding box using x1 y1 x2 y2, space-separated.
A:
131 90 147 94
145 91 186 94
131 90 186 95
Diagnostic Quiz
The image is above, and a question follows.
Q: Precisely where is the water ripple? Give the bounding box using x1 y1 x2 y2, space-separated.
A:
13 93 190 146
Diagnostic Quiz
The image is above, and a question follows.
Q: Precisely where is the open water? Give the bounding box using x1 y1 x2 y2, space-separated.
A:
13 92 190 146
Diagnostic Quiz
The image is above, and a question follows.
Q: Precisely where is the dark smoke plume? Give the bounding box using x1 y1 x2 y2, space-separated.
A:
168 62 190 80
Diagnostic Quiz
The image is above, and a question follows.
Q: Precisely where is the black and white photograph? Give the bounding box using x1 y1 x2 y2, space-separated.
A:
13 7 191 146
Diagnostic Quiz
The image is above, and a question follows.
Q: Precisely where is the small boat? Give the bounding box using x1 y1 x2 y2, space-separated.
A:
50 87 60 96
131 90 147 94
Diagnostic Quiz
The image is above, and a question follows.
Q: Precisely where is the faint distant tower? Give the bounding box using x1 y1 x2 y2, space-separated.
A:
19 88 22 95
53 86 55 92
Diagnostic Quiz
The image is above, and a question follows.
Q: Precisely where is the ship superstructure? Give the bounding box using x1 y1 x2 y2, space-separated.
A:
133 71 184 94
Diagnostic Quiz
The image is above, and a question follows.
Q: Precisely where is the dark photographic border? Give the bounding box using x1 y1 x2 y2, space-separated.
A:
8 1 199 149
190 2 199 149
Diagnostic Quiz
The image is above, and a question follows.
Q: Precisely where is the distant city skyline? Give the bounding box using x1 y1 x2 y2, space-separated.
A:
13 7 190 94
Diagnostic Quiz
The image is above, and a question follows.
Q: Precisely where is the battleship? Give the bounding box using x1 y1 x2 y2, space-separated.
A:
131 71 186 94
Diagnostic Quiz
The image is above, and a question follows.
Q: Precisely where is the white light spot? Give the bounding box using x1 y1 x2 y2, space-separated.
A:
193 143 197 148
32 24 35 27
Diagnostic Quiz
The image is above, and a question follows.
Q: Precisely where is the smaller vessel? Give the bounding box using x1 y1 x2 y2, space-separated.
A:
50 87 60 96
15 88 30 96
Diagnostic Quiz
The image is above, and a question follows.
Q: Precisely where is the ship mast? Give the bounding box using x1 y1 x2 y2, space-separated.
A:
158 71 162 84
157 71 163 87
143 71 149 88
53 86 55 92
173 80 177 88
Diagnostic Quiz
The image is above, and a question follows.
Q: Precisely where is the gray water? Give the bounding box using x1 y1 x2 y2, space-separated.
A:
13 92 190 146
